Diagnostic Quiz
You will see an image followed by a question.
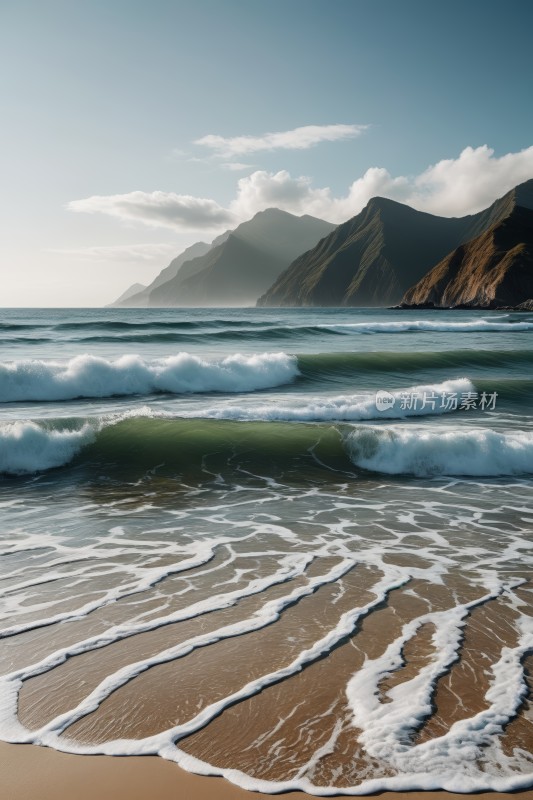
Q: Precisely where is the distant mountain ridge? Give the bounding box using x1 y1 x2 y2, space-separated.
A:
110 180 533 310
110 240 217 307
258 198 471 307
111 282 147 306
111 209 334 308
258 179 533 308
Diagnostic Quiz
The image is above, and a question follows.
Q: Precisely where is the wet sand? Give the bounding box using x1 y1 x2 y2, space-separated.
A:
2 484 533 794
7 564 533 791
2 742 533 800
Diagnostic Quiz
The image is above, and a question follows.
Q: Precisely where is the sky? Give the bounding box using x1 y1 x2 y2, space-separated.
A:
1 0 533 307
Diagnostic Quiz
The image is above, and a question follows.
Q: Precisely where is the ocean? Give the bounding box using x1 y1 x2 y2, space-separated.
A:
0 306 532 794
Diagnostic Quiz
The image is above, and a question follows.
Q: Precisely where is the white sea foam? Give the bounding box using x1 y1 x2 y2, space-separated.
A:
346 425 533 476
191 378 475 422
342 592 533 789
324 319 533 334
0 408 159 476
0 421 94 475
0 352 299 402
346 582 506 769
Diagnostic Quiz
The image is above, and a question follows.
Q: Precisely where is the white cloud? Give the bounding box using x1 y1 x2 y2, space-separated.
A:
68 145 533 233
228 167 409 222
409 144 533 216
195 123 368 157
230 145 533 222
47 243 180 263
67 191 235 231
230 170 331 219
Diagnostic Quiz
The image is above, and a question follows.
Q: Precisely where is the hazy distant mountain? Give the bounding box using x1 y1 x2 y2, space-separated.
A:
401 204 533 308
258 179 533 308
111 282 147 306
110 240 217 307
147 209 335 307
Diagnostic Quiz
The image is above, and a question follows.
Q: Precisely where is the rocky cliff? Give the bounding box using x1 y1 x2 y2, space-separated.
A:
401 205 533 308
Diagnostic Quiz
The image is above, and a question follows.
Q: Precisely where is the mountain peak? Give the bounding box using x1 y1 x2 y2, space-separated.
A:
510 178 533 210
144 209 333 307
251 207 295 220
366 195 403 209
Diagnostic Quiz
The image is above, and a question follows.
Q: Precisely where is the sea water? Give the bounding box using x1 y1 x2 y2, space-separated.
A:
0 306 532 793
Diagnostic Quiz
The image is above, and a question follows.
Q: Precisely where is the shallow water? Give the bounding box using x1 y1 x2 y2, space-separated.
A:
0 307 532 793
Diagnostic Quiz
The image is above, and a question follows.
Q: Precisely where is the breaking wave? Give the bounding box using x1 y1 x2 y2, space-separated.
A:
346 426 533 477
3 346 533 404
0 421 95 475
190 378 475 421
2 409 532 479
0 352 298 403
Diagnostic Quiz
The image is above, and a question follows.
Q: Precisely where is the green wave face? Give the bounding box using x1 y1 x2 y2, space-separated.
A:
298 349 533 377
79 417 354 481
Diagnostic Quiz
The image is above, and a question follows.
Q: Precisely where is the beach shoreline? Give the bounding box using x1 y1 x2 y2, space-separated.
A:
2 308 533 795
3 742 533 800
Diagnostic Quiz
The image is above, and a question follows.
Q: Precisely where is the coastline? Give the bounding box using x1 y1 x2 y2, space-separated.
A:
2 307 532 796
3 742 533 800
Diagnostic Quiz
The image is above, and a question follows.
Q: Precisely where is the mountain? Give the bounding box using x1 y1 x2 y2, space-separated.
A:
110 240 216 307
458 179 533 240
257 198 473 307
401 204 533 308
257 179 533 308
110 282 147 306
147 209 335 307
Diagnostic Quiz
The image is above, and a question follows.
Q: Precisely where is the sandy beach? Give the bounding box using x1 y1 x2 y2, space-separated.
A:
3 742 533 800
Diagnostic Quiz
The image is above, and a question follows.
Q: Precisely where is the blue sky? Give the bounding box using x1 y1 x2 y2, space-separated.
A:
1 0 533 305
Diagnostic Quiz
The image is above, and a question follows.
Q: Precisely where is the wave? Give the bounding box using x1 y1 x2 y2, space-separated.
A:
346 426 533 477
298 348 533 380
3 346 533 403
0 352 298 402
189 378 475 422
33 317 533 336
0 415 348 477
53 318 276 331
0 421 95 474
323 319 533 334
0 337 53 345
2 407 532 479
46 318 344 346
4 318 533 346
66 325 346 344
52 319 328 343
58 318 533 343
0 323 42 331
